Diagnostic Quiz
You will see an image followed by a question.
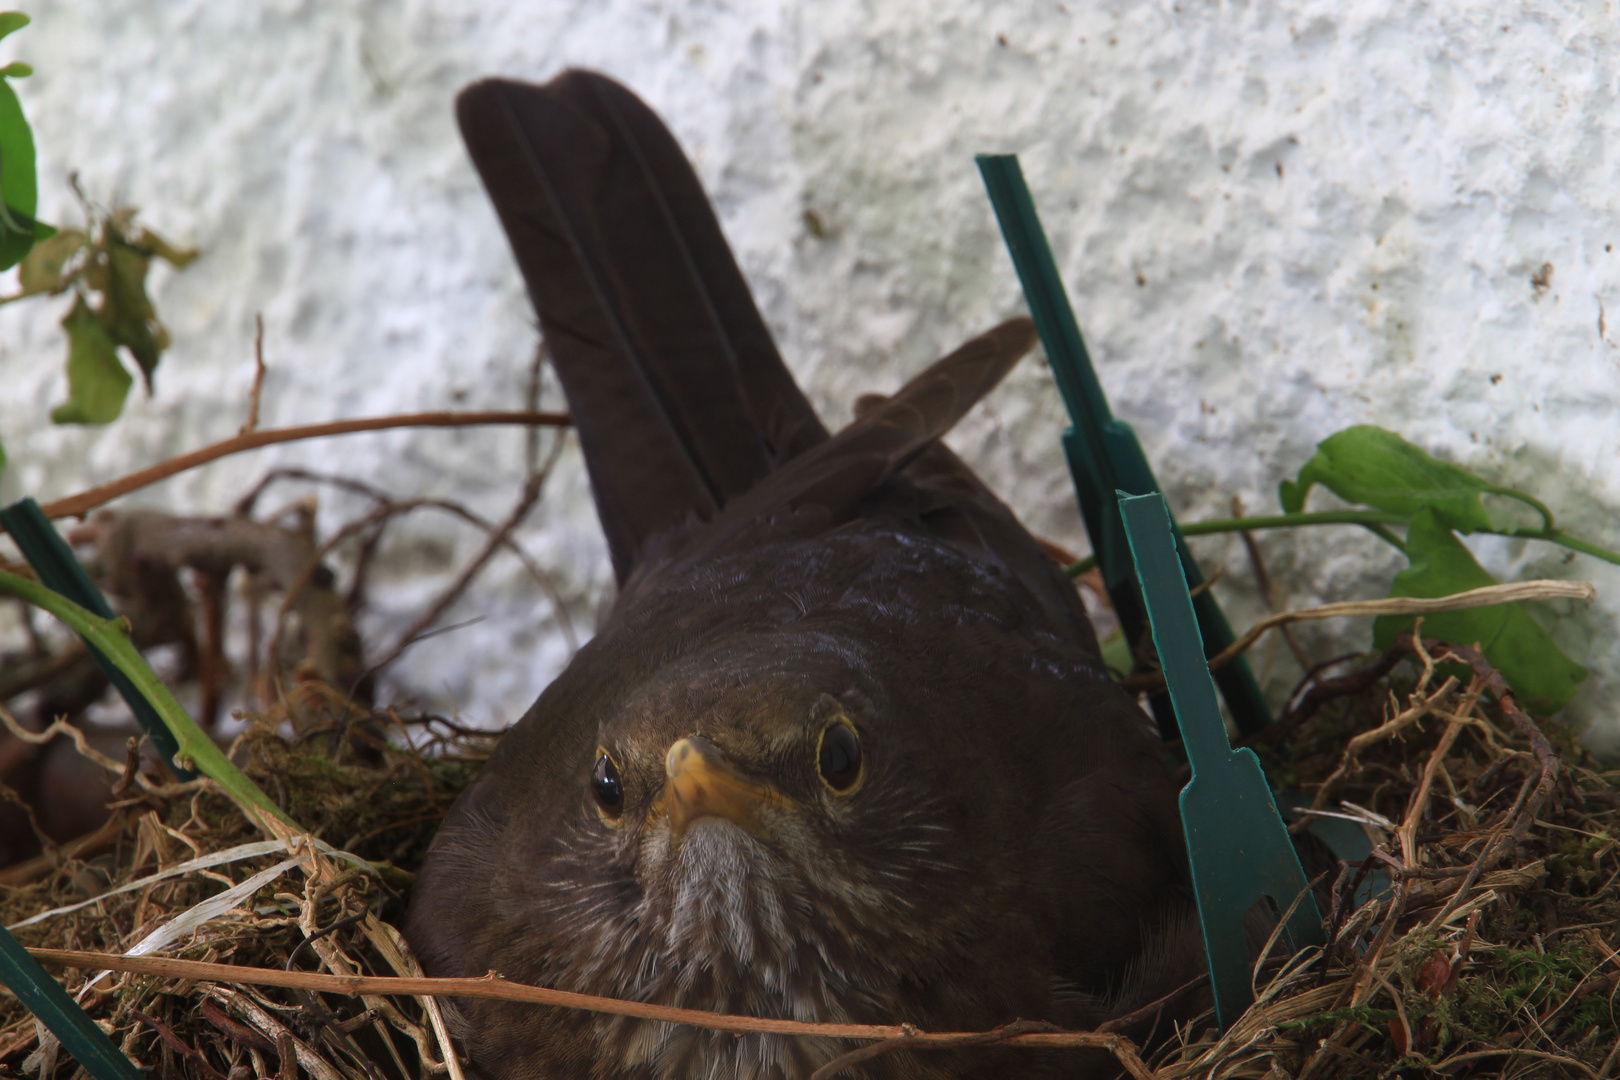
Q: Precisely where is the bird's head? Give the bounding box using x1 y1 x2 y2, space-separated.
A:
547 643 968 1000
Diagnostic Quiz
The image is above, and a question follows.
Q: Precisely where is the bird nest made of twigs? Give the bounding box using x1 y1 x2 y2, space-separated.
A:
1 633 1617 1080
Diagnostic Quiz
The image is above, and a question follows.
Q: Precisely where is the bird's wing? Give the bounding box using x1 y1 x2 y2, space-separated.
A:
456 71 828 583
662 317 1040 566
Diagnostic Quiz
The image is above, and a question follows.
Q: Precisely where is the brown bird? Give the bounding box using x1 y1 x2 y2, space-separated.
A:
405 70 1202 1080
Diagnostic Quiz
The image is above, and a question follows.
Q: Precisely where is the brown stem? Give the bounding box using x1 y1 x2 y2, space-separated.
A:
29 946 1153 1066
1096 973 1210 1036
0 811 127 886
198 999 277 1054
1232 494 1310 670
370 398 575 674
808 1020 1158 1080
26 410 571 525
368 476 544 675
1427 640 1566 841
193 566 229 729
130 1008 227 1080
0 642 90 704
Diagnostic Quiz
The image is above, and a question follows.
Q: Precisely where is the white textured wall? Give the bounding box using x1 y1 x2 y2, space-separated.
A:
3 2 1619 747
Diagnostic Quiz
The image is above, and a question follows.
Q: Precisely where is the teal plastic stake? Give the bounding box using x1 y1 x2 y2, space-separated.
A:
1119 491 1323 1031
977 153 1272 738
1 497 194 779
0 925 146 1080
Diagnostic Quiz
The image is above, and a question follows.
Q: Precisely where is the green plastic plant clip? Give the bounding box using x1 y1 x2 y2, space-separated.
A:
976 153 1271 738
0 925 146 1080
1119 490 1324 1031
0 497 194 780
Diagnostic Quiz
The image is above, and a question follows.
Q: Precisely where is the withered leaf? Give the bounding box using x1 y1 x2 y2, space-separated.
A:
1387 1014 1409 1056
1415 948 1453 995
98 236 163 385
16 226 85 294
132 225 198 268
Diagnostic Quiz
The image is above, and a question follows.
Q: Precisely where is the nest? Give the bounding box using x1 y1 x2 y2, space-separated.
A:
1 634 1616 1080
0 696 495 1080
1154 635 1620 1079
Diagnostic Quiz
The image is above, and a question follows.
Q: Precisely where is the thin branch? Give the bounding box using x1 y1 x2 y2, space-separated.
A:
1119 580 1595 694
26 947 1154 1067
1232 495 1310 671
1251 644 1410 746
808 1019 1158 1080
262 494 579 687
234 470 579 656
1426 641 1566 848
370 388 576 671
368 477 542 675
27 410 571 525
234 468 395 519
1396 684 1480 866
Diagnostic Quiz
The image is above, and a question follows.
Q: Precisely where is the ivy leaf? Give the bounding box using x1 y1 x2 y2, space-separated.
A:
50 295 133 424
1280 426 1512 534
0 75 39 271
16 226 84 294
1372 509 1586 713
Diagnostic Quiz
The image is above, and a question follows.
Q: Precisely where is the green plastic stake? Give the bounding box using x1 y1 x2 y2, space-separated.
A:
0 497 194 779
0 925 146 1080
1119 490 1324 1031
976 153 1272 738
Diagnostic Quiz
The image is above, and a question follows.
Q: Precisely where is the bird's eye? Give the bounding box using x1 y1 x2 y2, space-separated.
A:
817 722 863 793
592 751 624 817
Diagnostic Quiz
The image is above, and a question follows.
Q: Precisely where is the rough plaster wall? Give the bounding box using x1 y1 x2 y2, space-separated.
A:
2 1 1618 746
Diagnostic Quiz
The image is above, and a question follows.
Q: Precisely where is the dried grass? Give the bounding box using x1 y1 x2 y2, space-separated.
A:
1 697 494 1080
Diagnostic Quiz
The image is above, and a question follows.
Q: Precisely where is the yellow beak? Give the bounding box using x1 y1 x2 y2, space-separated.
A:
654 736 785 840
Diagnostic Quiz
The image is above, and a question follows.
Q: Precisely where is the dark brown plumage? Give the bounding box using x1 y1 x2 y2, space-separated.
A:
405 70 1200 1080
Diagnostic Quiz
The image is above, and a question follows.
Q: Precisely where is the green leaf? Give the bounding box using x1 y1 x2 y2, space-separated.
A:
0 13 29 44
50 295 133 424
0 61 29 78
0 76 37 271
1373 509 1587 713
16 226 84 294
1281 426 1507 534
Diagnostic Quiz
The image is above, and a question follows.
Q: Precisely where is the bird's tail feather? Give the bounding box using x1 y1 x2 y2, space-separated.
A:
455 70 828 582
